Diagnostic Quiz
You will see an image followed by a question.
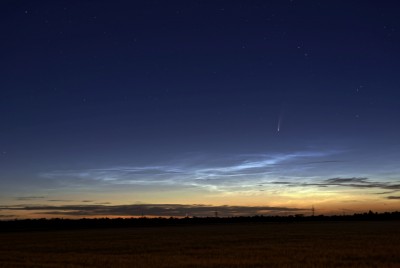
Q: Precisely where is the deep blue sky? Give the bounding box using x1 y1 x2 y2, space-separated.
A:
1 1 400 218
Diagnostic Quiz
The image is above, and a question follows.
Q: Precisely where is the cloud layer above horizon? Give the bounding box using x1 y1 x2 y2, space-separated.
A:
0 149 399 218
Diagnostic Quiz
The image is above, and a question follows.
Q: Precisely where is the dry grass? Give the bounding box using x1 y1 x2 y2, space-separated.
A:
0 221 399 267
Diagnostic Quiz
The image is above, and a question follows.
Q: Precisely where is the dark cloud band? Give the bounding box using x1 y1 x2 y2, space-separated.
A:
0 204 305 217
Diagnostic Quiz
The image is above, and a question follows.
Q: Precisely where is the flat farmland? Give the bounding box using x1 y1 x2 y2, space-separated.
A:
0 221 399 267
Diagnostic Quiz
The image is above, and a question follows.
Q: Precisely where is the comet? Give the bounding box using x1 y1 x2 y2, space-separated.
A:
277 104 285 132
277 115 282 132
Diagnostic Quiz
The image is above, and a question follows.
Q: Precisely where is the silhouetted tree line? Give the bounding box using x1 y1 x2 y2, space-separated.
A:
1 210 399 232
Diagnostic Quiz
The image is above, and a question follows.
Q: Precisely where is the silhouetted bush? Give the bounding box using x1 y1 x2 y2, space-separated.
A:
1 211 399 232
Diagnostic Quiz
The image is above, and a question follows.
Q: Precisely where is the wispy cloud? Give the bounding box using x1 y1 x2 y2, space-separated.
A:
47 199 97 203
325 177 369 184
386 196 400 200
0 204 306 217
15 196 45 201
374 191 398 195
270 177 400 191
40 150 339 192
0 214 15 218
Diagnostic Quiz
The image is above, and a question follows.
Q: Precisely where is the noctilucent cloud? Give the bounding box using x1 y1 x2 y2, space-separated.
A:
1 0 400 218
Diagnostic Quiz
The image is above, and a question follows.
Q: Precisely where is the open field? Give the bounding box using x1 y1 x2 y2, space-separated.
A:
0 221 399 267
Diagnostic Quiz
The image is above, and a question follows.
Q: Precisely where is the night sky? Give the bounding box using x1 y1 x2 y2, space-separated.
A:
1 0 400 218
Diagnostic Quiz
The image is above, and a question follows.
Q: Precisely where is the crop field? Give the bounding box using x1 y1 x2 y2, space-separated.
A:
0 221 399 267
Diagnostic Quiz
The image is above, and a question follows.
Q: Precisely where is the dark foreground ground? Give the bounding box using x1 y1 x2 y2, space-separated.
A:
1 221 399 267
